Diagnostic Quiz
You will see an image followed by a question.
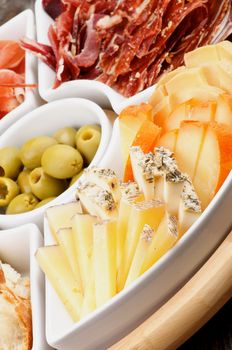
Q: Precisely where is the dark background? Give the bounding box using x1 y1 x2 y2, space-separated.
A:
1 1 231 349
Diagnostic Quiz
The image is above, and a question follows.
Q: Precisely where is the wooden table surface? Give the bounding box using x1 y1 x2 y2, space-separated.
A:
1 2 231 349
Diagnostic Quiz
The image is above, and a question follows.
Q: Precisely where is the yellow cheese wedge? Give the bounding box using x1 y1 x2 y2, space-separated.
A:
175 121 205 180
57 227 82 290
216 41 232 62
157 66 186 87
141 213 178 273
125 224 155 287
80 270 96 318
36 245 83 321
154 176 164 201
184 44 219 68
156 129 179 153
149 85 167 106
152 96 171 130
215 95 232 127
201 61 232 94
93 220 117 307
193 126 219 209
72 213 97 291
46 202 82 242
117 200 165 291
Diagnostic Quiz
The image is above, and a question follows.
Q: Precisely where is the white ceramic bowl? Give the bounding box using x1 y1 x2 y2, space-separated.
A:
0 223 51 349
43 116 232 350
0 10 42 135
0 98 112 230
34 0 156 114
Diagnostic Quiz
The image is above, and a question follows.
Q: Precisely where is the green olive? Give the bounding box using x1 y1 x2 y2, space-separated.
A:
20 136 57 169
41 144 83 179
6 193 39 214
35 197 56 209
0 147 22 179
69 169 84 187
17 169 31 193
53 127 76 147
0 177 19 207
29 167 66 200
75 125 101 165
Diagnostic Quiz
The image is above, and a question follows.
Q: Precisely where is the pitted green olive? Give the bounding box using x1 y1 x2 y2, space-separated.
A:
17 169 31 193
20 136 57 169
6 193 39 214
0 177 19 207
41 144 83 179
29 167 66 200
35 197 56 209
0 147 22 179
75 125 101 165
53 127 76 147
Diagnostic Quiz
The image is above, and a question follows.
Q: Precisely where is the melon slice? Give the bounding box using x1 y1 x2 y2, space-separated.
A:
193 123 232 209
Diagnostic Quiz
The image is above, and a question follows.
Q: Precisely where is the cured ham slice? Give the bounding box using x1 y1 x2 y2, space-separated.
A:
21 0 232 97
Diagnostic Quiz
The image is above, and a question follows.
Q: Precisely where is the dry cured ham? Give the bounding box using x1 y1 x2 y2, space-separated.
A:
21 0 232 97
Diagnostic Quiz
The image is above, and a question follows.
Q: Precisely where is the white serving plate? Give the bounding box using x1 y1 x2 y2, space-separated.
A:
0 10 42 135
0 98 112 230
34 0 155 114
0 223 51 349
43 116 232 350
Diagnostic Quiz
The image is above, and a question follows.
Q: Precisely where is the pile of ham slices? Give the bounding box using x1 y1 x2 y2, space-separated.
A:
0 41 26 118
22 0 232 97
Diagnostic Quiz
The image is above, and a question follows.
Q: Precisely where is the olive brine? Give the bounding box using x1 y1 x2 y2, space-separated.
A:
0 125 101 214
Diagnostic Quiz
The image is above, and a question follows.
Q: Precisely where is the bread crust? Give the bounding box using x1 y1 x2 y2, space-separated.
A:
0 262 32 350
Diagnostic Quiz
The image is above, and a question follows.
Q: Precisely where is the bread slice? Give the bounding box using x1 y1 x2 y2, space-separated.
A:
0 262 32 350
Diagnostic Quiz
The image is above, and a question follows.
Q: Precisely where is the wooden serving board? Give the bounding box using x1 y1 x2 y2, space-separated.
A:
109 231 232 350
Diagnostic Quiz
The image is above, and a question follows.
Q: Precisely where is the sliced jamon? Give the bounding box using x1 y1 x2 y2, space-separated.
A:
20 37 56 71
42 0 66 20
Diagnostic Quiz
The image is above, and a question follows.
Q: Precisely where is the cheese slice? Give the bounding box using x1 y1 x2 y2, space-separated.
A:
57 227 82 290
93 220 117 307
80 270 96 319
164 172 186 217
36 245 83 321
46 202 82 242
130 147 156 200
156 129 179 154
142 213 178 273
125 224 155 287
117 200 165 291
72 214 97 291
216 41 232 62
76 181 118 220
83 167 121 204
178 180 202 236
117 182 143 268
184 44 219 68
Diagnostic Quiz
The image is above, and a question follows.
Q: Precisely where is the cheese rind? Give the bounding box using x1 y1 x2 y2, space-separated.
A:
130 147 156 200
83 167 121 203
76 181 118 220
178 180 202 236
